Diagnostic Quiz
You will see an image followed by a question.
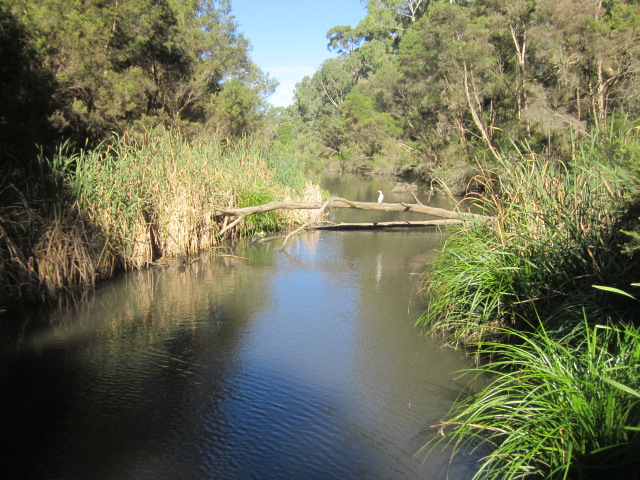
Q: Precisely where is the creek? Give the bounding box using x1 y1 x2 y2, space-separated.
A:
0 173 481 479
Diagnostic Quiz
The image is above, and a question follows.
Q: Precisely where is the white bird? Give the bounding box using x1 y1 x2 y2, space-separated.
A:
377 190 384 204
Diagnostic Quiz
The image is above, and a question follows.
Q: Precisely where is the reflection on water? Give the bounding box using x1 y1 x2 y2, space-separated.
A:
0 174 481 479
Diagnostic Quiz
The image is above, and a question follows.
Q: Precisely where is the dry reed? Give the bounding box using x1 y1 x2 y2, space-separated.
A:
1 129 320 304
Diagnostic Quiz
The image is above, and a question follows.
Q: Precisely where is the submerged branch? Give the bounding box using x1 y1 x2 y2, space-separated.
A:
312 219 468 230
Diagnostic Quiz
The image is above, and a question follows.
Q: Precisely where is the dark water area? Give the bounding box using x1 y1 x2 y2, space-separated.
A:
0 174 482 479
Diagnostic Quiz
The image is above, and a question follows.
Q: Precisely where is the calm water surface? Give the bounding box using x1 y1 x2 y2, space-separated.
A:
1 174 481 479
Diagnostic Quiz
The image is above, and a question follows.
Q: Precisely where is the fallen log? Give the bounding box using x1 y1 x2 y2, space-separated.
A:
217 198 486 220
215 196 488 237
312 219 468 230
215 195 490 248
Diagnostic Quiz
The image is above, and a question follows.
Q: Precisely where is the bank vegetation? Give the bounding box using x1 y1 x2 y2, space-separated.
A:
1 0 320 307
417 126 640 478
0 130 320 306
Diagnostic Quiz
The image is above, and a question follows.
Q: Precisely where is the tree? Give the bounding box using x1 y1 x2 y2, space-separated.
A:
5 0 271 145
339 88 402 162
480 0 536 123
294 58 355 123
327 25 362 55
0 2 56 167
359 0 430 38
398 2 505 160
530 0 640 131
289 0 640 176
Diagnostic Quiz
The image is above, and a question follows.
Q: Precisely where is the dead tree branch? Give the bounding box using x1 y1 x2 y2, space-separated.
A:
214 196 490 245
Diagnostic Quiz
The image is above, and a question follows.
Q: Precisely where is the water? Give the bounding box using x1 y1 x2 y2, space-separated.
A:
0 174 481 479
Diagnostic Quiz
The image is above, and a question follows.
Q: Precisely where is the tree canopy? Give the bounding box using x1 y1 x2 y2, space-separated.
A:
1 0 275 160
281 0 640 179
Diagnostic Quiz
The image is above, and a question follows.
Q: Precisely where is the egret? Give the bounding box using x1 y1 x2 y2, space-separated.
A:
377 190 384 203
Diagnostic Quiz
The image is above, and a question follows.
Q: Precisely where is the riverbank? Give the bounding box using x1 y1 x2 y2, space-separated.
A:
0 130 321 307
417 132 640 478
0 173 481 479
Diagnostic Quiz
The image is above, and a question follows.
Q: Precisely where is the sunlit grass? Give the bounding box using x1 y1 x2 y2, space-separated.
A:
63 130 319 267
422 319 640 479
417 127 640 479
416 139 636 345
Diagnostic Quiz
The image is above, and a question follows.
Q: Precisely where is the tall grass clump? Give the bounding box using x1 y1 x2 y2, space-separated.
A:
58 130 320 270
423 320 640 479
0 142 116 303
417 136 638 345
417 126 640 478
0 129 320 304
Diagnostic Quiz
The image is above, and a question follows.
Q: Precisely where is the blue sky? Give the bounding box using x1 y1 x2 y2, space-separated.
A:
231 0 367 107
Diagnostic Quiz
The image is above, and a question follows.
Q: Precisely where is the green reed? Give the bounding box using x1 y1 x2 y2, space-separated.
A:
416 137 636 345
422 319 640 479
64 130 319 268
417 127 640 478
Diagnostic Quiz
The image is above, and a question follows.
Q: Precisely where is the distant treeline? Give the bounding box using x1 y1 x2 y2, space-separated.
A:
280 0 640 184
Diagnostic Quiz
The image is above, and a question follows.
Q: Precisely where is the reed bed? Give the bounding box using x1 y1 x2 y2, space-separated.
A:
423 320 640 480
0 129 320 304
417 129 640 478
417 140 637 345
0 205 40 302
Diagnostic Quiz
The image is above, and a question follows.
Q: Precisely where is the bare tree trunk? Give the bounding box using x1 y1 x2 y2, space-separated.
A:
462 63 501 161
509 24 527 121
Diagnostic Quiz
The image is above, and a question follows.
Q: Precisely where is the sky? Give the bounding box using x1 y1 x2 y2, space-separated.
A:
231 0 367 108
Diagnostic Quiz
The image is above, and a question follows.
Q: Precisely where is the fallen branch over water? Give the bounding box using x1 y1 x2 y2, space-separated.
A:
312 219 468 230
215 196 489 237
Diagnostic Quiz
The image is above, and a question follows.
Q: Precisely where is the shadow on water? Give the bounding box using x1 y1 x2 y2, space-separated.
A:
0 174 485 479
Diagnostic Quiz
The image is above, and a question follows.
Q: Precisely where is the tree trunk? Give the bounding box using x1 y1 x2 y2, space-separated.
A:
462 62 501 161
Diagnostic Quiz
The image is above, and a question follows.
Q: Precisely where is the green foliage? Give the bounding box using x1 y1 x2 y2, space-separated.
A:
418 223 532 347
416 132 638 345
0 3 56 167
340 89 402 163
423 320 640 479
326 24 362 55
417 124 640 478
4 0 273 150
284 0 640 183
294 58 355 125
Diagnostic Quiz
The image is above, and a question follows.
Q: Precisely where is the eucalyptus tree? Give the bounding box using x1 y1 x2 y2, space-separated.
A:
480 0 536 123
358 0 430 40
294 59 354 120
326 24 362 55
5 0 271 144
529 0 640 132
396 2 505 161
294 0 429 168
338 87 404 169
293 59 357 153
